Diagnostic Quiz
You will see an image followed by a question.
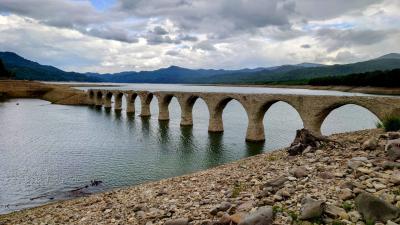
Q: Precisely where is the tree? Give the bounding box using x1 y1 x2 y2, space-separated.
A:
0 59 14 79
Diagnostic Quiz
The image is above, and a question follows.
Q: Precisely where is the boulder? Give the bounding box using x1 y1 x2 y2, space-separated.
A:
348 157 369 170
299 197 325 220
291 166 308 178
237 200 255 212
355 193 400 222
339 188 353 201
264 176 287 193
324 204 349 220
362 138 378 150
238 206 274 225
386 139 400 161
388 132 400 140
210 202 232 215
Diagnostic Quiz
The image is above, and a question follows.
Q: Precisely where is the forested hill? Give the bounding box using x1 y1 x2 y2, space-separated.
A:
0 52 101 82
308 69 400 87
1 51 400 84
202 53 400 84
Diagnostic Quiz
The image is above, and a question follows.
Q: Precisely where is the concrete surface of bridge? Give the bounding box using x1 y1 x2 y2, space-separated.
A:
87 89 400 142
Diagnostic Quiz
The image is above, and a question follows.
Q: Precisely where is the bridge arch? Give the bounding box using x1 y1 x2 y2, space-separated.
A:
311 101 384 135
320 103 381 135
246 99 304 142
206 96 249 133
177 95 208 126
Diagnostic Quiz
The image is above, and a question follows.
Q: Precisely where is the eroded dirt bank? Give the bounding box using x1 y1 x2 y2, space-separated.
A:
1 129 399 225
0 80 88 105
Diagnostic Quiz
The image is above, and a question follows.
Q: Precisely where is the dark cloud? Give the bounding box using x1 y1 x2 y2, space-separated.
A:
153 26 168 35
0 0 386 44
301 44 311 48
0 0 138 43
116 0 296 39
295 0 384 20
165 50 180 56
193 41 216 51
316 28 394 52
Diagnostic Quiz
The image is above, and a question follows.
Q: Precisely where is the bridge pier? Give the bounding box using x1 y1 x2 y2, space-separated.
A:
208 111 224 132
139 93 153 117
95 92 103 107
88 90 95 105
246 115 265 142
125 93 136 113
104 92 112 108
177 96 195 126
302 118 322 135
158 100 170 121
114 93 123 111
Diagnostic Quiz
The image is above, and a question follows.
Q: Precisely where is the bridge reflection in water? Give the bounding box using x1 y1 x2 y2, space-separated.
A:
87 89 400 142
90 105 264 165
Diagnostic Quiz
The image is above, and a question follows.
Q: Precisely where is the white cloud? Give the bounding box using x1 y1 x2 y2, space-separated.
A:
0 0 399 73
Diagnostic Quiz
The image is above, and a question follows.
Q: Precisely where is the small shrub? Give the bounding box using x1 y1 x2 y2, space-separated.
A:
365 219 375 225
392 188 400 195
272 205 284 213
287 210 299 223
231 182 244 198
266 155 278 161
378 115 400 132
332 220 346 225
342 202 353 212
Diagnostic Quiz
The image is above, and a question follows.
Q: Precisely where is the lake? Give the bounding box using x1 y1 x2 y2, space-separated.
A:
0 84 380 214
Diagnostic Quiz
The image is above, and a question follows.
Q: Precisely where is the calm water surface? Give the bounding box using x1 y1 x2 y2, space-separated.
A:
0 84 380 214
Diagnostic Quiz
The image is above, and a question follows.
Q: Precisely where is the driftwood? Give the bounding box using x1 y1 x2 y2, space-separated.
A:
288 129 337 156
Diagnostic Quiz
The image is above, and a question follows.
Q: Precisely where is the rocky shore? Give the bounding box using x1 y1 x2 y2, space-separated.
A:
1 129 400 225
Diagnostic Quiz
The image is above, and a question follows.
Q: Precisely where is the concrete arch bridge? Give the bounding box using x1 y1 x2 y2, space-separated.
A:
87 89 400 142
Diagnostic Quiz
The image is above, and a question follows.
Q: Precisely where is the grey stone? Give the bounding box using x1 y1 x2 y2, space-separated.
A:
339 188 353 201
299 197 325 220
355 193 400 222
362 138 378 150
292 166 308 178
388 132 400 140
164 218 189 225
383 161 400 170
348 157 369 170
264 176 287 193
386 139 400 161
238 206 274 225
324 204 348 219
210 202 231 215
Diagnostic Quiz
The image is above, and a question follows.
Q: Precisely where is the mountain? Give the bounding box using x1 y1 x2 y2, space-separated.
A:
0 52 101 82
0 51 399 84
378 53 400 60
202 54 400 84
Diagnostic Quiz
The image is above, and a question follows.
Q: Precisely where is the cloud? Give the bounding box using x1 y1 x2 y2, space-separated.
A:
0 0 399 72
0 0 139 43
316 28 395 52
193 41 216 51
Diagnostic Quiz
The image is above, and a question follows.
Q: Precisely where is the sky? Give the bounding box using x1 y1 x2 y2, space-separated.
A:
0 0 399 73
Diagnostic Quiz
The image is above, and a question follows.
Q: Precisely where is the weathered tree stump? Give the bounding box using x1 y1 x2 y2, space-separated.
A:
288 129 334 156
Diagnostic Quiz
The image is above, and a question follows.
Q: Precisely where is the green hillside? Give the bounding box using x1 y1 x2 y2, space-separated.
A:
308 69 400 87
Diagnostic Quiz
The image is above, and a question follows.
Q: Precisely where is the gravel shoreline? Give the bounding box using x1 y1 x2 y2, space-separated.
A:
1 129 399 225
